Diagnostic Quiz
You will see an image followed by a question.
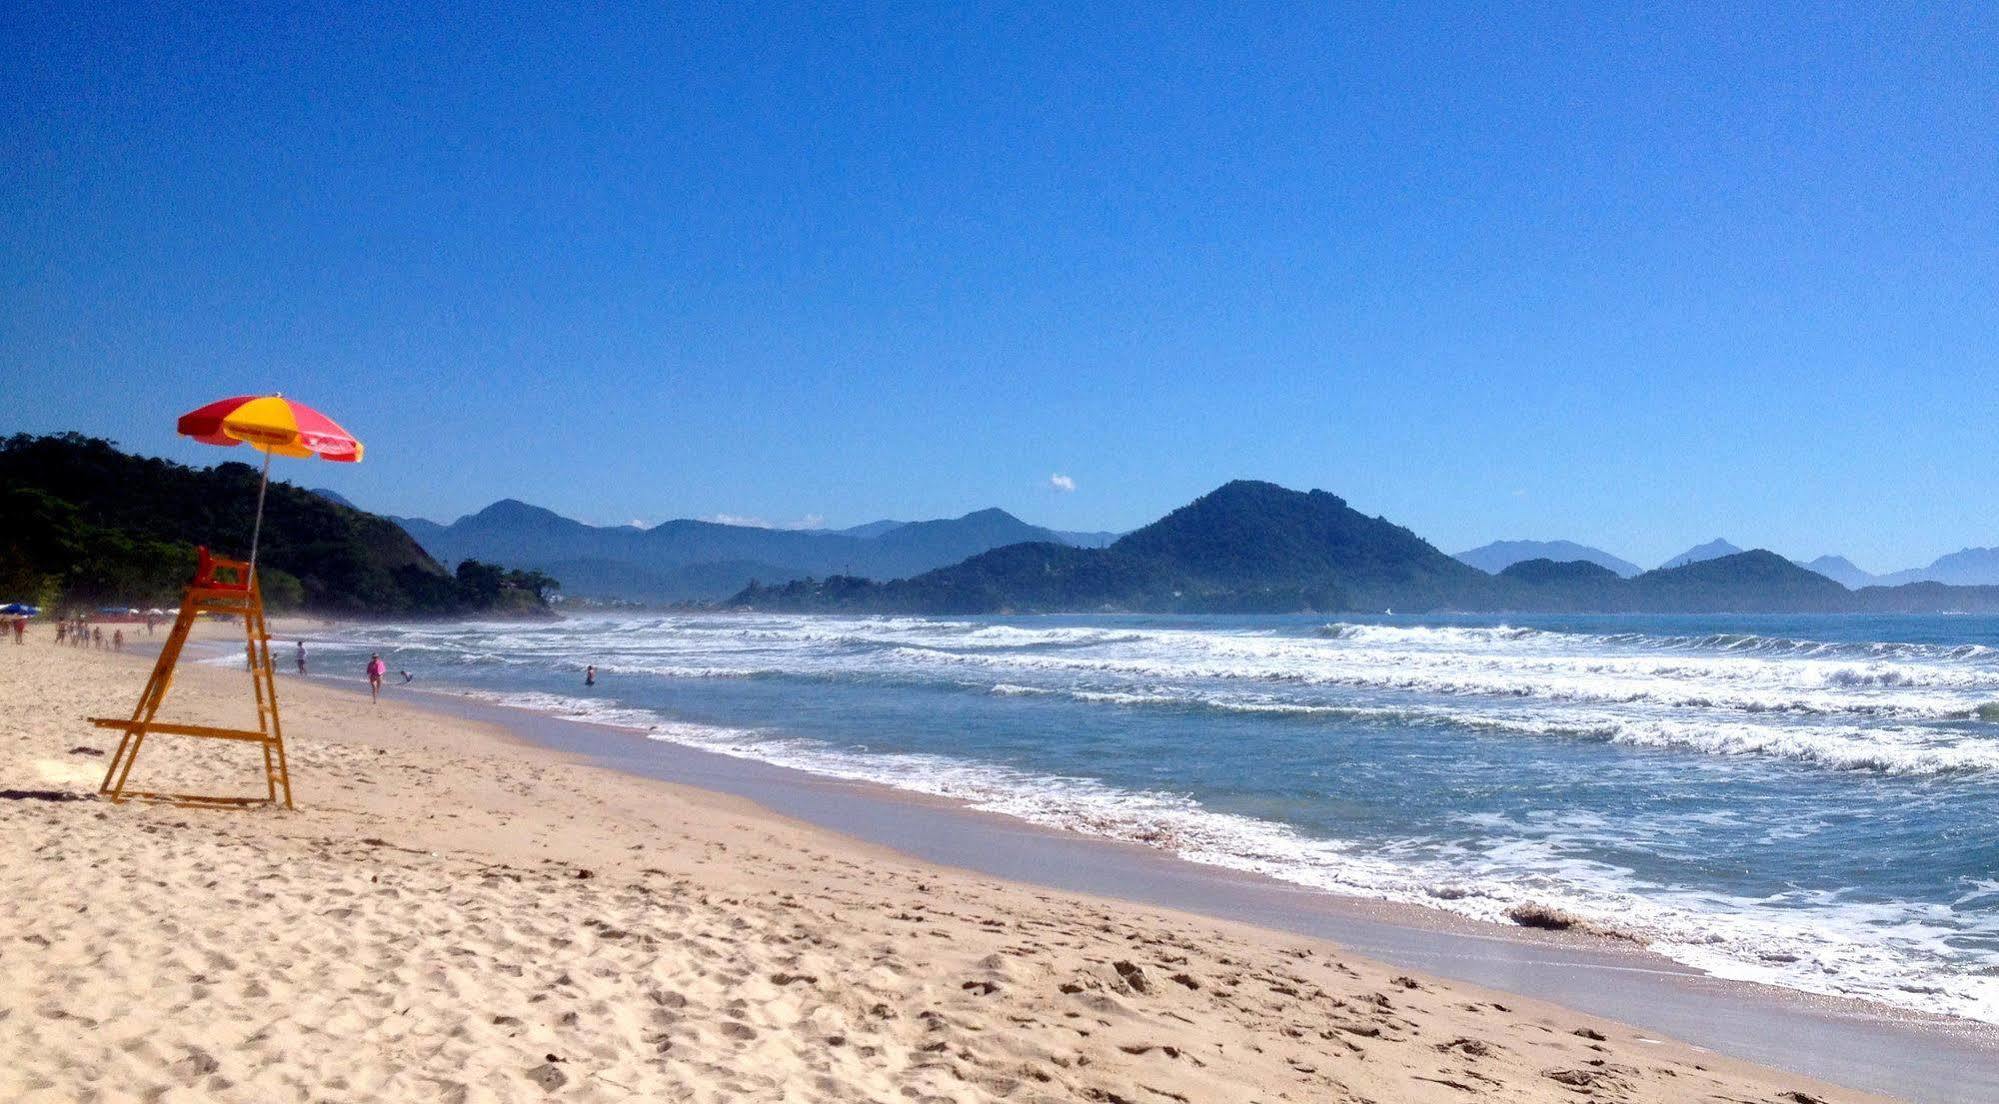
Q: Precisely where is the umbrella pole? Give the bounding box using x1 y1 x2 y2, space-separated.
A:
248 448 272 583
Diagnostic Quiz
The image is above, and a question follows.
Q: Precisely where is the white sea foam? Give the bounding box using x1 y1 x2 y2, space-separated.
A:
1321 621 1999 664
977 685 1999 776
338 612 1999 774
918 642 1996 719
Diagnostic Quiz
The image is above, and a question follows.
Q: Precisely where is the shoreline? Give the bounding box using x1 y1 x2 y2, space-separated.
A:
1 634 1974 1102
242 615 1999 1102
396 680 1999 1103
280 606 1999 1029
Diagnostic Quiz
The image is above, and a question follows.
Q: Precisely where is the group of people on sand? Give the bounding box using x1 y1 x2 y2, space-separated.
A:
49 617 122 651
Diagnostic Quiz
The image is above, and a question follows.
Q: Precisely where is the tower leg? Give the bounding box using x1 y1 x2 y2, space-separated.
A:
245 579 292 808
101 598 200 801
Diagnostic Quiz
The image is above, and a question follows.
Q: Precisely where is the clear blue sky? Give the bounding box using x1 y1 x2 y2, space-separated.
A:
3 3 1993 570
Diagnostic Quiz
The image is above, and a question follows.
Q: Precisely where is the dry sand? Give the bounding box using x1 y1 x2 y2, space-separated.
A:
0 632 1896 1103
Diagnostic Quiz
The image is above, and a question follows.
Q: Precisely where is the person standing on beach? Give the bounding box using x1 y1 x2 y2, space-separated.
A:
112 629 123 652
366 653 387 702
585 664 596 687
296 641 308 676
11 617 23 644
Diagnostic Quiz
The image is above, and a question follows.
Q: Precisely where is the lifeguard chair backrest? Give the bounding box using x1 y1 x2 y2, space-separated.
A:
194 546 252 591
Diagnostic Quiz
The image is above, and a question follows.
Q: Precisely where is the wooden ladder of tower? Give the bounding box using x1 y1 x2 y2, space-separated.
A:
89 547 294 808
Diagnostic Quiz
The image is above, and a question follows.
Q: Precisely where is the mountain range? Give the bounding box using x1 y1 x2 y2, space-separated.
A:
355 490 1999 605
1458 536 1999 590
728 480 1999 615
384 500 1115 602
1789 548 1999 589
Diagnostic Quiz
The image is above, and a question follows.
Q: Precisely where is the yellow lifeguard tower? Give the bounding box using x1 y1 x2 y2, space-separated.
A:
93 547 292 807
88 394 362 808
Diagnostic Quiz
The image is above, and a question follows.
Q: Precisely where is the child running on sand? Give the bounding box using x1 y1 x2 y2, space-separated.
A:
366 653 386 702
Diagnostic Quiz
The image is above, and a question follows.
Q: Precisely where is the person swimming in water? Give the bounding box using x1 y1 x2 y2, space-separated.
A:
585 664 596 687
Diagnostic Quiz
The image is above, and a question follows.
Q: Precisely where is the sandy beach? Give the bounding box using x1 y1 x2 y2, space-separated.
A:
0 634 1902 1103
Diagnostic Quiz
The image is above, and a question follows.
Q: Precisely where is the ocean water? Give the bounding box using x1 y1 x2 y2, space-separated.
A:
304 611 1999 1023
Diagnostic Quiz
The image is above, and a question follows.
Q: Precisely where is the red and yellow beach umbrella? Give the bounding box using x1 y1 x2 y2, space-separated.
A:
178 394 364 462
177 394 364 577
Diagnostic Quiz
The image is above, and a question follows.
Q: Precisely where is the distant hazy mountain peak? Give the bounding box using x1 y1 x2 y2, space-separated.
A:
832 519 907 539
1456 540 1641 578
468 497 558 520
1793 554 1877 590
1659 538 1743 570
959 506 1018 522
447 499 594 539
1914 546 1999 586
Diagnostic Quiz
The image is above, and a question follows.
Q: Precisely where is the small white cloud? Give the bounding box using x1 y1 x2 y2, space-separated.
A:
1511 489 1528 498
1049 473 1077 493
791 513 826 531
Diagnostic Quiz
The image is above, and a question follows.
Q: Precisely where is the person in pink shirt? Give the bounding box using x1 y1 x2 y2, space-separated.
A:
366 653 387 702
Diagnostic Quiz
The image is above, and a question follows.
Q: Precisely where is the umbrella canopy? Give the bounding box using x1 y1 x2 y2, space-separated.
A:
176 394 365 577
178 395 363 462
0 603 38 615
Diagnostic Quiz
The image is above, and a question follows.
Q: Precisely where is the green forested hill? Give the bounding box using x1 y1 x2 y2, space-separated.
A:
0 433 554 616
